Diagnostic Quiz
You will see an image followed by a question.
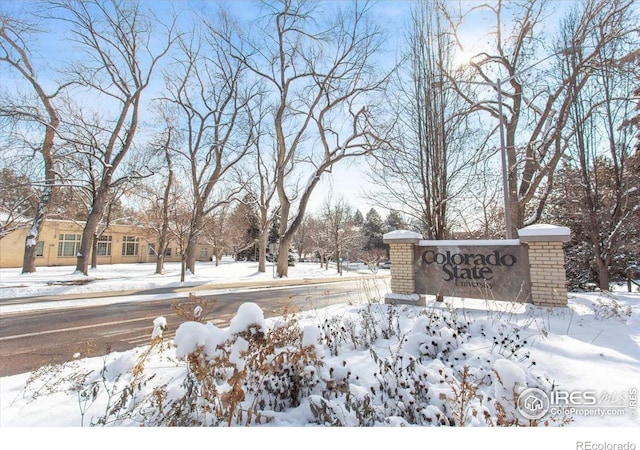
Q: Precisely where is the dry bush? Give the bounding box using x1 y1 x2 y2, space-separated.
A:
142 308 323 426
173 293 215 323
35 296 565 427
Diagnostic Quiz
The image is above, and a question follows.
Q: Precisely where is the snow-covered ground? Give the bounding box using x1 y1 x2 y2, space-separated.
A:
0 258 384 315
1 261 638 448
0 257 380 300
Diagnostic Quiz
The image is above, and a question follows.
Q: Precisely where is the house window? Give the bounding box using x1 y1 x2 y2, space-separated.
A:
165 247 172 256
58 234 81 257
97 235 112 256
36 241 44 257
148 243 156 256
200 247 208 257
121 236 139 256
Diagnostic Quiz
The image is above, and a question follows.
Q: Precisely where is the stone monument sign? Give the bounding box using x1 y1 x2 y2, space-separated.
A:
415 241 531 302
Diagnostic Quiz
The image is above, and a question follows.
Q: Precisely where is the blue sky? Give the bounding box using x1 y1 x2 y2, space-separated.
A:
0 0 581 219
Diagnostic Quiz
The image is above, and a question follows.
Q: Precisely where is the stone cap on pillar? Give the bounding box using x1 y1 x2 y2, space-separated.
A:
518 224 571 243
383 230 423 244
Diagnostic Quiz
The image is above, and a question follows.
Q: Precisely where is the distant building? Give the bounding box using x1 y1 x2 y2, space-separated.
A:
0 219 214 269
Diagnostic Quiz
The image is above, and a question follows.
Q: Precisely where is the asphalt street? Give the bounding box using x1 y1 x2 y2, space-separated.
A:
0 277 389 377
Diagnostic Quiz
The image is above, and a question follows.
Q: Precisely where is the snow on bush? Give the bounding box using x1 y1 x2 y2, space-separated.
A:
492 359 527 422
174 321 228 358
16 290 616 426
151 317 167 339
11 300 571 427
229 302 267 335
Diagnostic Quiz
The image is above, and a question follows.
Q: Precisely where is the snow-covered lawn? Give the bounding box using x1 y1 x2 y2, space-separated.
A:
0 258 383 300
0 262 638 447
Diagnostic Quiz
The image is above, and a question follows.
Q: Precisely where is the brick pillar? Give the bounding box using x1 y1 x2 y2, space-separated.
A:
518 225 571 307
383 230 423 305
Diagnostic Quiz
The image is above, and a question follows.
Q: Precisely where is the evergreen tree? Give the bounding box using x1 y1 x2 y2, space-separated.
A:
353 209 364 227
385 211 405 232
268 208 281 245
362 208 384 250
229 198 261 259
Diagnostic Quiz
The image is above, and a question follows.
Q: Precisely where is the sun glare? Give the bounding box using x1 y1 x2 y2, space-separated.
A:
453 48 476 68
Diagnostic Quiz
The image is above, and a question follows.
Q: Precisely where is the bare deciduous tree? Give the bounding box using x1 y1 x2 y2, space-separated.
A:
201 205 234 267
242 94 278 273
369 0 480 239
58 110 138 271
138 116 177 275
292 216 312 263
47 0 175 275
0 168 38 240
226 202 258 261
321 195 360 275
0 15 66 272
451 0 638 237
155 129 175 275
227 0 393 277
163 12 257 275
554 0 640 289
165 188 192 282
304 214 332 271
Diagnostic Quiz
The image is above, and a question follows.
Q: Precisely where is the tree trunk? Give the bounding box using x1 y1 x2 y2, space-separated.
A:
156 216 169 275
506 119 522 237
21 187 51 273
91 233 98 269
8 29 60 274
258 228 268 273
155 250 165 275
157 136 173 275
21 126 57 274
76 197 107 275
597 258 610 291
155 192 171 275
185 210 205 275
186 244 197 275
21 243 38 274
276 234 292 277
76 222 97 276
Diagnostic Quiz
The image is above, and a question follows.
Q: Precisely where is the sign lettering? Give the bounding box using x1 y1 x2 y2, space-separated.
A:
414 244 531 302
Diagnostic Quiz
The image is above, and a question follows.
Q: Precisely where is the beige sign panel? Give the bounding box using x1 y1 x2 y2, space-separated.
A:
414 244 531 302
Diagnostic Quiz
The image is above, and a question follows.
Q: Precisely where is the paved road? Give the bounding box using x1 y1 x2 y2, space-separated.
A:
0 278 388 377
